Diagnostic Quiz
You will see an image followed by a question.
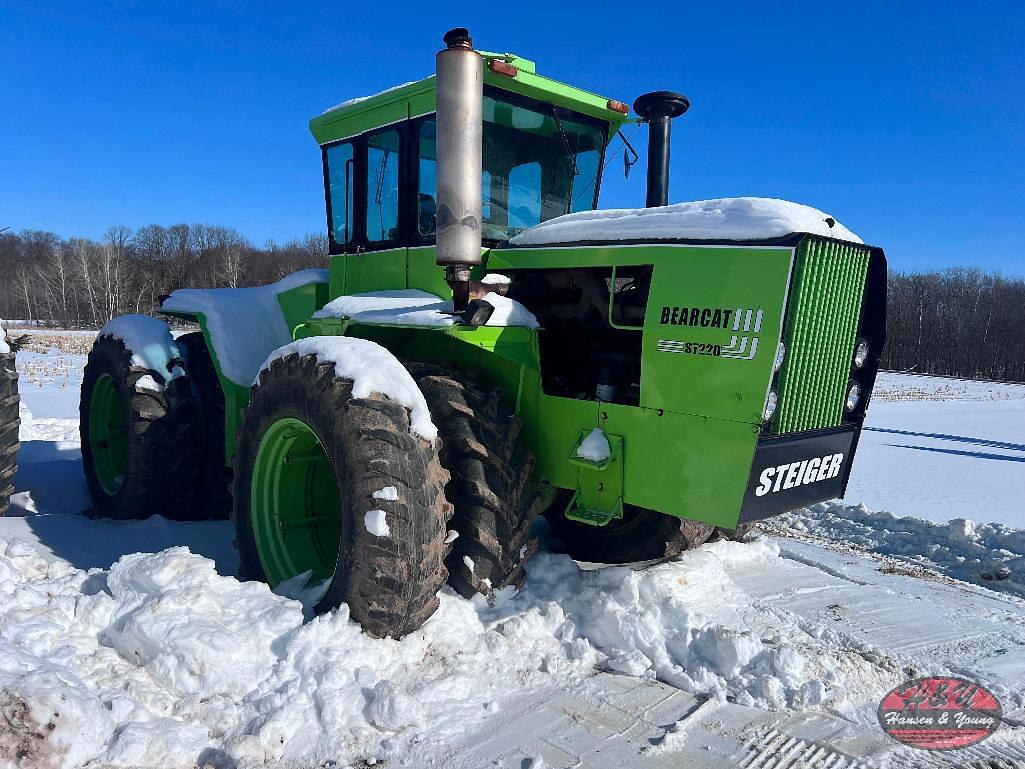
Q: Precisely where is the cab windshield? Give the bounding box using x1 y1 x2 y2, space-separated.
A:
419 89 607 241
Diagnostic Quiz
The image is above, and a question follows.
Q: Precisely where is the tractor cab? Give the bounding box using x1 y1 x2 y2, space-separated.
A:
308 47 629 298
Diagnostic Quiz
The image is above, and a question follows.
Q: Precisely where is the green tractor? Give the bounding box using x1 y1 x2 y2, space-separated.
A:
80 28 885 637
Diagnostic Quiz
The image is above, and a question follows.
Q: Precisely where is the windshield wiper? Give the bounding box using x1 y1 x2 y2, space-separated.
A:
550 107 579 178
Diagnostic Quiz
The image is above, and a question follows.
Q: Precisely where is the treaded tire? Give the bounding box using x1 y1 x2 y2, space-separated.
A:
546 502 715 564
407 363 543 598
233 352 452 638
178 332 232 519
0 351 19 517
80 333 200 520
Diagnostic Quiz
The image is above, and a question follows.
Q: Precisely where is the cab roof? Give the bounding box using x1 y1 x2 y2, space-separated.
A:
308 52 630 146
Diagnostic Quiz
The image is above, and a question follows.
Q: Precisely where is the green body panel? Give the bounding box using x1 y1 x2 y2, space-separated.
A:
292 241 798 529
772 240 870 434
308 54 627 146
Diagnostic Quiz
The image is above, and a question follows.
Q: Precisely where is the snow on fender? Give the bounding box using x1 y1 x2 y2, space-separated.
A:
257 337 439 441
98 314 185 386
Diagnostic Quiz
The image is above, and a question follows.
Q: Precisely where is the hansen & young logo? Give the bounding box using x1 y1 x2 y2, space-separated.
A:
657 306 764 360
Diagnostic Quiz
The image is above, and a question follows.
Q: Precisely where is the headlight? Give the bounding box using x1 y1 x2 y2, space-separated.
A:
773 342 786 373
845 382 861 412
763 389 778 421
853 339 869 369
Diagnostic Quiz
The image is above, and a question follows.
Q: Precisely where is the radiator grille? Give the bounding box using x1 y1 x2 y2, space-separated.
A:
772 238 870 434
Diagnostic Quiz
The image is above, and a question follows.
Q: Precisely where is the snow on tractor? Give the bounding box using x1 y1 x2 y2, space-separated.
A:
0 320 20 516
79 28 886 637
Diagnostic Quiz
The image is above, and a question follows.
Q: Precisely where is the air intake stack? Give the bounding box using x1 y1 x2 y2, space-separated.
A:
435 27 483 310
633 91 690 208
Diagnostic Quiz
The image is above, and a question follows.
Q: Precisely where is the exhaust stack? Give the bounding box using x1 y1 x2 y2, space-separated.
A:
435 27 483 309
633 91 690 208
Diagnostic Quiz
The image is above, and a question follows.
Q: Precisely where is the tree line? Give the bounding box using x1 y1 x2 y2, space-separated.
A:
881 268 1025 382
0 224 326 327
1 227 1023 381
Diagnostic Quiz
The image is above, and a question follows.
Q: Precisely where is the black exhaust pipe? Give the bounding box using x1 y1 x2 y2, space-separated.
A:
633 91 690 208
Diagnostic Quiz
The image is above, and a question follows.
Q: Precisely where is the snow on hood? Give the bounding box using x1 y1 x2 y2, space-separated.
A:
258 336 439 441
509 198 863 246
161 270 329 387
314 289 457 327
313 289 541 330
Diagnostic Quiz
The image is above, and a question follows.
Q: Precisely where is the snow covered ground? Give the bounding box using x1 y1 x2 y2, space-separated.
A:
2 339 1025 768
844 372 1025 525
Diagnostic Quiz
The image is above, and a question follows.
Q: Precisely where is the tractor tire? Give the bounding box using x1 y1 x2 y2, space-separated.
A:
546 502 715 564
80 332 200 520
0 351 19 517
178 332 232 519
233 352 452 638
407 364 543 599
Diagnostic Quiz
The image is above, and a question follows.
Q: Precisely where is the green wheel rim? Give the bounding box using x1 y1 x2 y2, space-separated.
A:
250 417 342 597
88 373 129 495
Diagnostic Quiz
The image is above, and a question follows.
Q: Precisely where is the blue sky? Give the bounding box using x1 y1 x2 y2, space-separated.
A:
2 1 1022 275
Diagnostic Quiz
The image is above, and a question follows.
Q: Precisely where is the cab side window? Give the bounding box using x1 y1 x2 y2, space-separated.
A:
325 142 354 248
366 128 401 243
417 120 437 239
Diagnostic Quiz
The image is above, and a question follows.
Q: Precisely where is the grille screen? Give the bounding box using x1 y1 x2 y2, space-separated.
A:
772 238 870 434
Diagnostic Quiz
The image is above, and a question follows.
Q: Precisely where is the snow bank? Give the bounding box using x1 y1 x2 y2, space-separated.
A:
509 198 862 246
774 501 1025 596
161 269 328 387
0 535 903 768
575 427 611 462
313 289 456 327
98 315 184 383
0 318 8 354
258 337 438 441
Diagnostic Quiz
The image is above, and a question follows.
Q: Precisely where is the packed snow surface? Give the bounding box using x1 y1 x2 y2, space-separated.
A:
844 377 1025 525
161 269 328 387
258 337 438 441
2 535 992 769
97 315 184 383
509 197 862 246
313 289 457 327
575 427 612 462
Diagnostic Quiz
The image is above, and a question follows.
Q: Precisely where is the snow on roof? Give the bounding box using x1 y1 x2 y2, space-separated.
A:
321 79 427 115
509 197 863 247
161 269 328 387
313 290 457 327
258 336 438 441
